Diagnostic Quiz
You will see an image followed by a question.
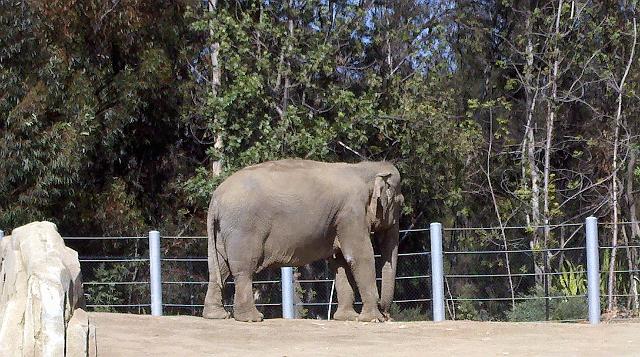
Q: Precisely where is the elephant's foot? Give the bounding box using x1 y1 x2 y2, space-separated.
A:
381 310 393 321
333 307 359 321
203 305 230 319
233 306 264 322
356 307 384 323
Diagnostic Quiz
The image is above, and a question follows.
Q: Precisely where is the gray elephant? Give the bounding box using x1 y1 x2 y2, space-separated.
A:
202 159 403 322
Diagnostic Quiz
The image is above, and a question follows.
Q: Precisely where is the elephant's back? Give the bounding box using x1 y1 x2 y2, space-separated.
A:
211 160 368 240
212 159 363 230
238 159 350 175
214 160 361 200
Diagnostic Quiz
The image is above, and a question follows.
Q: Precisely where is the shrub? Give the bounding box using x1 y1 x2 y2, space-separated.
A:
507 286 587 322
389 303 427 321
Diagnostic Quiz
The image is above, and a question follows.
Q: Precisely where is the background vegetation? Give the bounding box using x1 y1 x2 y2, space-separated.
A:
1 0 639 320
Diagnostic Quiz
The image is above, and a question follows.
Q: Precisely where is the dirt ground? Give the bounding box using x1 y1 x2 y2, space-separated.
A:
91 312 639 356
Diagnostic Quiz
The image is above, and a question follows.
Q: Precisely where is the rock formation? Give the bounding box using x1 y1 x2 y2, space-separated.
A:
0 221 97 356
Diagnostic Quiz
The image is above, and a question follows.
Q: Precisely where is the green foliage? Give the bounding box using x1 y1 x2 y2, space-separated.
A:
178 0 482 225
389 303 427 321
85 263 144 313
452 282 481 320
555 261 587 297
554 298 590 322
455 300 481 321
507 287 588 322
0 0 196 235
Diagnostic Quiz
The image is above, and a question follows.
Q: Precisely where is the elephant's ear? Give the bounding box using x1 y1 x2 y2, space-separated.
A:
369 172 392 219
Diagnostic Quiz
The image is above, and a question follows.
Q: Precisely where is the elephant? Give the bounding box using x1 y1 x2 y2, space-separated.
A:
202 159 403 322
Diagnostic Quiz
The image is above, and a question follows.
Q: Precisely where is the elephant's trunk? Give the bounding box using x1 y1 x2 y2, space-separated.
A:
377 223 399 319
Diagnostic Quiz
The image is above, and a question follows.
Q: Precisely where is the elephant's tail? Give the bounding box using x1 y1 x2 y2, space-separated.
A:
207 199 225 289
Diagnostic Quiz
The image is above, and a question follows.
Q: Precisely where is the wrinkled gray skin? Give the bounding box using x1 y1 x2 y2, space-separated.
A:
202 159 403 322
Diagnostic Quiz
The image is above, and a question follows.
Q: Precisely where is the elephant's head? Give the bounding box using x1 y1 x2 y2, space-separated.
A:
362 161 403 319
367 167 403 231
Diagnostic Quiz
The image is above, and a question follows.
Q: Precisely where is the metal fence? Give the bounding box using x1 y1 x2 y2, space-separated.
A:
61 230 435 319
439 218 639 323
5 217 639 324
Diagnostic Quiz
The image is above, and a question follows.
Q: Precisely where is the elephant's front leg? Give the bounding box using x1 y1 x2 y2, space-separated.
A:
329 254 359 321
337 221 384 322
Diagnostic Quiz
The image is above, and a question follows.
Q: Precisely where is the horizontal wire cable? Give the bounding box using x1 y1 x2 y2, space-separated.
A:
442 223 585 231
161 280 281 285
83 281 149 285
163 281 208 285
162 257 207 262
391 298 432 303
297 302 337 306
398 252 431 257
444 246 586 255
64 236 146 240
86 304 150 307
447 295 585 301
161 236 207 239
600 245 640 249
79 258 149 263
444 270 640 278
163 303 281 308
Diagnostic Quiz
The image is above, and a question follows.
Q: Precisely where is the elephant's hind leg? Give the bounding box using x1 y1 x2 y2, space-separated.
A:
203 251 231 319
329 254 359 321
231 271 264 322
225 231 264 322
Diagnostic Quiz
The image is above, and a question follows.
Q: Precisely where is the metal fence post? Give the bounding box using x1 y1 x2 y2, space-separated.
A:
149 230 163 316
585 216 600 325
430 222 445 322
281 266 295 319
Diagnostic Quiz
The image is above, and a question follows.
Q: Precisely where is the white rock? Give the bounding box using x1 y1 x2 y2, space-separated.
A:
0 221 96 356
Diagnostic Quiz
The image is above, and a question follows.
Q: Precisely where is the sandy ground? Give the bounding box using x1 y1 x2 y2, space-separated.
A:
91 312 639 356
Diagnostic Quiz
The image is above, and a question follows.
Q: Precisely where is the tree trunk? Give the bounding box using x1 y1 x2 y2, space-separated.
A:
526 103 543 285
607 17 636 313
283 12 293 117
621 225 638 311
628 148 640 244
208 0 223 177
626 147 640 312
541 1 563 309
608 102 620 312
520 5 543 286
